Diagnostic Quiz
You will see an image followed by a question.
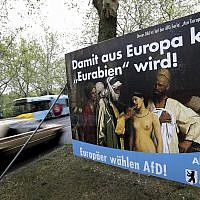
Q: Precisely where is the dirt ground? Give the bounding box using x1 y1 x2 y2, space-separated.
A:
0 145 199 200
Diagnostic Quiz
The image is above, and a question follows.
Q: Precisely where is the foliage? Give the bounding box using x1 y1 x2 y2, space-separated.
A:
32 29 66 96
0 35 16 95
79 0 199 45
8 38 40 97
0 93 17 117
117 0 199 35
77 5 99 47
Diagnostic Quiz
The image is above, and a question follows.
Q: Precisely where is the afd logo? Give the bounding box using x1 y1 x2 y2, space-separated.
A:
185 169 198 185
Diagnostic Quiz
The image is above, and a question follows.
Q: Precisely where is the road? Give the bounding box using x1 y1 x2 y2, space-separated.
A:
0 116 72 176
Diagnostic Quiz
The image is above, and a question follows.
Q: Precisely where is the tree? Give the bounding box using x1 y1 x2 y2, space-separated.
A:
35 29 66 95
9 38 40 97
0 35 17 95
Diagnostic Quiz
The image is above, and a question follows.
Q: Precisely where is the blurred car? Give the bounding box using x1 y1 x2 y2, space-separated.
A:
0 111 3 119
0 118 64 155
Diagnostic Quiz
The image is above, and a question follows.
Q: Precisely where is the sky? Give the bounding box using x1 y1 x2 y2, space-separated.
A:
5 0 91 52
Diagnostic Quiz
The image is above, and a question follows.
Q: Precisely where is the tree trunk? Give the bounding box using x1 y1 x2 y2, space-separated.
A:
93 0 119 42
98 15 117 42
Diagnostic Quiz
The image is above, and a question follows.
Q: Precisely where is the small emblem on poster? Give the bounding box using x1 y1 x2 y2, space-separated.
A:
185 169 198 185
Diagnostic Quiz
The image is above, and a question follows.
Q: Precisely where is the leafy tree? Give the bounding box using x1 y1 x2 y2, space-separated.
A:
6 32 66 97
9 38 41 97
35 29 66 95
0 35 17 95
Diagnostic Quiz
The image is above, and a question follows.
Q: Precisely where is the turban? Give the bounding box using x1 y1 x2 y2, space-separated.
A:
157 68 171 81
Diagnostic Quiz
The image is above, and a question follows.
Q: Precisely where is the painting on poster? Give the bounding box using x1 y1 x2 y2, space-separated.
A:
65 12 200 187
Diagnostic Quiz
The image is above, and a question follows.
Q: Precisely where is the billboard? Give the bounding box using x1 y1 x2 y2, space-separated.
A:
65 12 200 187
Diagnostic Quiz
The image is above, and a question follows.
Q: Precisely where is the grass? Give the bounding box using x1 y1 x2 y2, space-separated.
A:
0 145 199 200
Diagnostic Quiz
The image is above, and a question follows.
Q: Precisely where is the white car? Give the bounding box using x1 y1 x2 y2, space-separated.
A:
0 118 64 155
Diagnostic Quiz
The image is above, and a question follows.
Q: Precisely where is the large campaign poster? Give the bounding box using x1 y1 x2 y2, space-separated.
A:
65 12 200 187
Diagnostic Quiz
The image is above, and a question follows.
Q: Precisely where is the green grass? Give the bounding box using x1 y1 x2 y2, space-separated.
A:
0 145 199 200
